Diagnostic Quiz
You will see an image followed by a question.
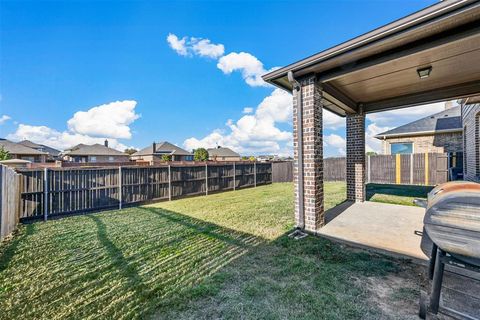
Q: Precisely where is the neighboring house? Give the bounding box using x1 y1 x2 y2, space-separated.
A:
131 141 193 162
375 105 463 155
0 139 47 162
0 159 31 168
460 96 480 182
62 140 130 163
18 140 61 161
207 147 241 161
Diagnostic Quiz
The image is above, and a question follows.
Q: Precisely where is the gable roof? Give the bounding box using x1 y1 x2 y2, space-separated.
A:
0 139 47 155
375 106 462 139
18 140 61 156
63 144 127 156
207 147 240 157
133 141 192 156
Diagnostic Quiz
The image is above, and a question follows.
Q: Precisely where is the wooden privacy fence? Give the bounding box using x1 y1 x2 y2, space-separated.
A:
16 162 272 220
0 165 22 240
274 153 452 186
272 161 293 182
366 153 449 185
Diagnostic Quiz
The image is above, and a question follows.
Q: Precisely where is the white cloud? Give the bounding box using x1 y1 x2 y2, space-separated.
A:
323 109 345 129
324 134 346 155
167 33 224 58
0 114 11 125
242 107 253 114
184 89 293 155
166 33 188 56
7 124 128 151
217 52 274 87
6 100 140 151
365 123 392 154
167 34 276 87
191 38 224 58
67 100 139 139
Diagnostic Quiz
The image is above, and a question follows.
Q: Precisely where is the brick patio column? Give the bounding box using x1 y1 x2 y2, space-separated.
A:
346 110 366 202
293 76 324 232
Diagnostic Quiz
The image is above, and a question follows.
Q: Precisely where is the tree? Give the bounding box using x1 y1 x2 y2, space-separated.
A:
249 156 256 162
0 146 10 161
124 148 137 155
161 154 172 162
194 148 209 161
366 151 378 156
241 156 248 161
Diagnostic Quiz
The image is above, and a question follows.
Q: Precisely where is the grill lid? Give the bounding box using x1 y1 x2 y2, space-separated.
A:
424 181 480 262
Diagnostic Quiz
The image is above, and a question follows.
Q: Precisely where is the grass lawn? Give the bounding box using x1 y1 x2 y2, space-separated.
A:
367 183 432 206
0 182 424 320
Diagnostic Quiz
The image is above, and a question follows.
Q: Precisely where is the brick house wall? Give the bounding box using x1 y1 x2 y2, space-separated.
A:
293 76 324 232
381 132 463 155
11 154 47 163
346 112 366 202
462 102 480 182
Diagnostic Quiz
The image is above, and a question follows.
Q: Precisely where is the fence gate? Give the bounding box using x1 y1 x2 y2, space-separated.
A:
434 153 449 184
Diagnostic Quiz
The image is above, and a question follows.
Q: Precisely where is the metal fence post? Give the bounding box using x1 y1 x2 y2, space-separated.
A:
43 168 48 221
168 165 172 201
118 166 122 210
254 162 257 187
233 162 236 191
205 163 208 195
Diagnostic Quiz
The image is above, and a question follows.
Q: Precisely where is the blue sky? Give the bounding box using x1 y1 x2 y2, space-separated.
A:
1 0 445 156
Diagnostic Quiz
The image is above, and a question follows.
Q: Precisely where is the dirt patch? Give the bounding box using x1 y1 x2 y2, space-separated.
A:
360 262 428 319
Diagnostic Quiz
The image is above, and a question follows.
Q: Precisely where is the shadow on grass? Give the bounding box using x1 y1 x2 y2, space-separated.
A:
88 214 148 298
0 223 35 272
1 205 414 320
366 183 433 200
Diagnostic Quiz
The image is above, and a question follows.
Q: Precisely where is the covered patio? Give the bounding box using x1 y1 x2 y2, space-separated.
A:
320 201 428 261
263 0 480 235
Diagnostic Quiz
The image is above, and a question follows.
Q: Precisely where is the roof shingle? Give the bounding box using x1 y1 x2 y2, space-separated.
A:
132 141 192 156
375 106 462 138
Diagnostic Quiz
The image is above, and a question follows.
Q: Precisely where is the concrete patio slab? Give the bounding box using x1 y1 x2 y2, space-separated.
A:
319 201 428 261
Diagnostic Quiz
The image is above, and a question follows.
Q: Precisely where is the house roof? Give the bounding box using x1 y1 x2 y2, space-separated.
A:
0 159 32 164
0 139 47 155
63 144 127 156
263 0 480 115
375 106 462 139
132 141 192 157
18 140 61 156
207 147 240 157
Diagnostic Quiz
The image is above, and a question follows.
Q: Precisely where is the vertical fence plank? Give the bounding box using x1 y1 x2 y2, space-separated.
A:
205 163 208 196
43 168 48 221
118 166 122 210
425 153 429 186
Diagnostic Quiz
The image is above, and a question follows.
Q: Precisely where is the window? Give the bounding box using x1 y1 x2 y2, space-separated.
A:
391 143 413 155
108 156 114 162
90 156 97 162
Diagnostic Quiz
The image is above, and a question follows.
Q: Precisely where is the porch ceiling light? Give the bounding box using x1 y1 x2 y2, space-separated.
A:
417 66 432 79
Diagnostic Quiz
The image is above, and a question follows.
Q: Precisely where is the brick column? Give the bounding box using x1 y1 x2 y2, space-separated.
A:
293 76 324 232
346 111 366 202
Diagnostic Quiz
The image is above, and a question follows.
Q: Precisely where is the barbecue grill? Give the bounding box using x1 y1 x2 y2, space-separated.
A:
418 181 480 319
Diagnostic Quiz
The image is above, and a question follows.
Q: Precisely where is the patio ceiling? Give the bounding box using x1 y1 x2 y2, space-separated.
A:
263 0 480 116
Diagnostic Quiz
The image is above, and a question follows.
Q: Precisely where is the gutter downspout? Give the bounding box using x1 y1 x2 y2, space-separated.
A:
287 71 306 235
